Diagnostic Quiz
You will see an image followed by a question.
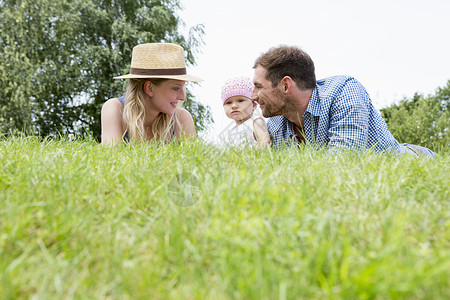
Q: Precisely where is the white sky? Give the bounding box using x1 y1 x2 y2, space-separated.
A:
179 0 450 138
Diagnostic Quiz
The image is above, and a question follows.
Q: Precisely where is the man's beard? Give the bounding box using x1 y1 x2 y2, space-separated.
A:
261 105 275 118
261 89 294 118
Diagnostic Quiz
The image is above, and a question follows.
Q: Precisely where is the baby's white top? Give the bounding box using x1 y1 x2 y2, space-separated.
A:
219 116 265 148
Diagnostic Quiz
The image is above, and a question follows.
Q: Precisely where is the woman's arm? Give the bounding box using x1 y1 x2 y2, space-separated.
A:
253 117 271 148
101 98 126 145
174 108 196 139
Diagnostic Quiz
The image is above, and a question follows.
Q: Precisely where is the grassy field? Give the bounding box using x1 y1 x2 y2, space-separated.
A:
0 137 449 299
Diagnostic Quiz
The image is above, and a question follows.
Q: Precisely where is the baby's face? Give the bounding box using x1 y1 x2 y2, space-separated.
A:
223 96 255 124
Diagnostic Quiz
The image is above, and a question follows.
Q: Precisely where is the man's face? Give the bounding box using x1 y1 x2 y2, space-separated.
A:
252 65 285 118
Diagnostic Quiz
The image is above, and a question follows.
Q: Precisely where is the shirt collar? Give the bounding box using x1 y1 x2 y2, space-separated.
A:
305 87 321 117
286 119 294 136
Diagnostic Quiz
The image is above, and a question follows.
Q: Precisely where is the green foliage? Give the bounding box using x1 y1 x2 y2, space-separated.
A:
0 0 212 139
1 137 449 298
381 81 450 151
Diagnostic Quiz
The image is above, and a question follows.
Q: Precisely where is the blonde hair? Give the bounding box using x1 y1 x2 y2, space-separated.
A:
122 78 181 142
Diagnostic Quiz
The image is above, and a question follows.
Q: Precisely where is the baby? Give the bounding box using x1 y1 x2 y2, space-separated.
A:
219 77 270 148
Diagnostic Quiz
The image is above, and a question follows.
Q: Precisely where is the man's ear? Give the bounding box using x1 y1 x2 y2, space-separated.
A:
143 81 154 97
280 76 293 94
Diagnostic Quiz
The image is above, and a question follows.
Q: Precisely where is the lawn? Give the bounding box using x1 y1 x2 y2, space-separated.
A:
0 137 449 299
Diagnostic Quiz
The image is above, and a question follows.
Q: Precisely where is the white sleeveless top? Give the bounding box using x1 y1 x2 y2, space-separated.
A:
219 116 265 148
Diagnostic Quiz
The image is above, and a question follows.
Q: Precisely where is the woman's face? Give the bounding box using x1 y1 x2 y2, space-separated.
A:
147 79 186 115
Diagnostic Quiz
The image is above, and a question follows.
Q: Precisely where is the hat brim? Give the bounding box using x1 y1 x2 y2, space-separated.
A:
113 73 202 82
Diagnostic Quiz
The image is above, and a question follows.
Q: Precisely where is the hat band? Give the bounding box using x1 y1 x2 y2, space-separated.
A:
130 67 187 76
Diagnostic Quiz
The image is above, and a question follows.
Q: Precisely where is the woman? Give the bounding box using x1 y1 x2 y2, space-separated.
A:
101 43 202 145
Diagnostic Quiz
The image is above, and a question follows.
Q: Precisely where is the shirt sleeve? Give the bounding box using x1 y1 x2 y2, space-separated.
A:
327 78 370 150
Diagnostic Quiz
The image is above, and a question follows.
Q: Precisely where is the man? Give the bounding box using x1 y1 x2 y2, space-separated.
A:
251 45 436 157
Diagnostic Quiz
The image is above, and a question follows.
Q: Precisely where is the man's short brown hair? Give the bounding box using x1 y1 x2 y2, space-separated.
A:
253 45 316 90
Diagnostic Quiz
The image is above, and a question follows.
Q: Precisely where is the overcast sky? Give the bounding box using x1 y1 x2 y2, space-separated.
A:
179 0 450 139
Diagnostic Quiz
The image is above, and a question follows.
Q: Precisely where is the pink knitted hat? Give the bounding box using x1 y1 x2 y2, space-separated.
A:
221 76 254 104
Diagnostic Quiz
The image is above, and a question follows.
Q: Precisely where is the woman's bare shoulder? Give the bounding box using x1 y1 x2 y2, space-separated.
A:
102 97 123 109
174 107 195 137
101 98 125 145
101 98 124 118
176 107 193 118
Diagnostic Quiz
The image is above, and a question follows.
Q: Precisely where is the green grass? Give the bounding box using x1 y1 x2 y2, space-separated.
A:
1 137 449 299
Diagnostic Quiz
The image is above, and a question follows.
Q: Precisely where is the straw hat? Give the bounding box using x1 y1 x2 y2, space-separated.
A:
114 43 202 82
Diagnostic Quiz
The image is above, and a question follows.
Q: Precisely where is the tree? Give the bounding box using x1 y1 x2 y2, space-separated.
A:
0 0 212 139
380 81 450 151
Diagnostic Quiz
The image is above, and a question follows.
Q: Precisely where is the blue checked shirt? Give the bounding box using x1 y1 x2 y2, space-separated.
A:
267 76 403 154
